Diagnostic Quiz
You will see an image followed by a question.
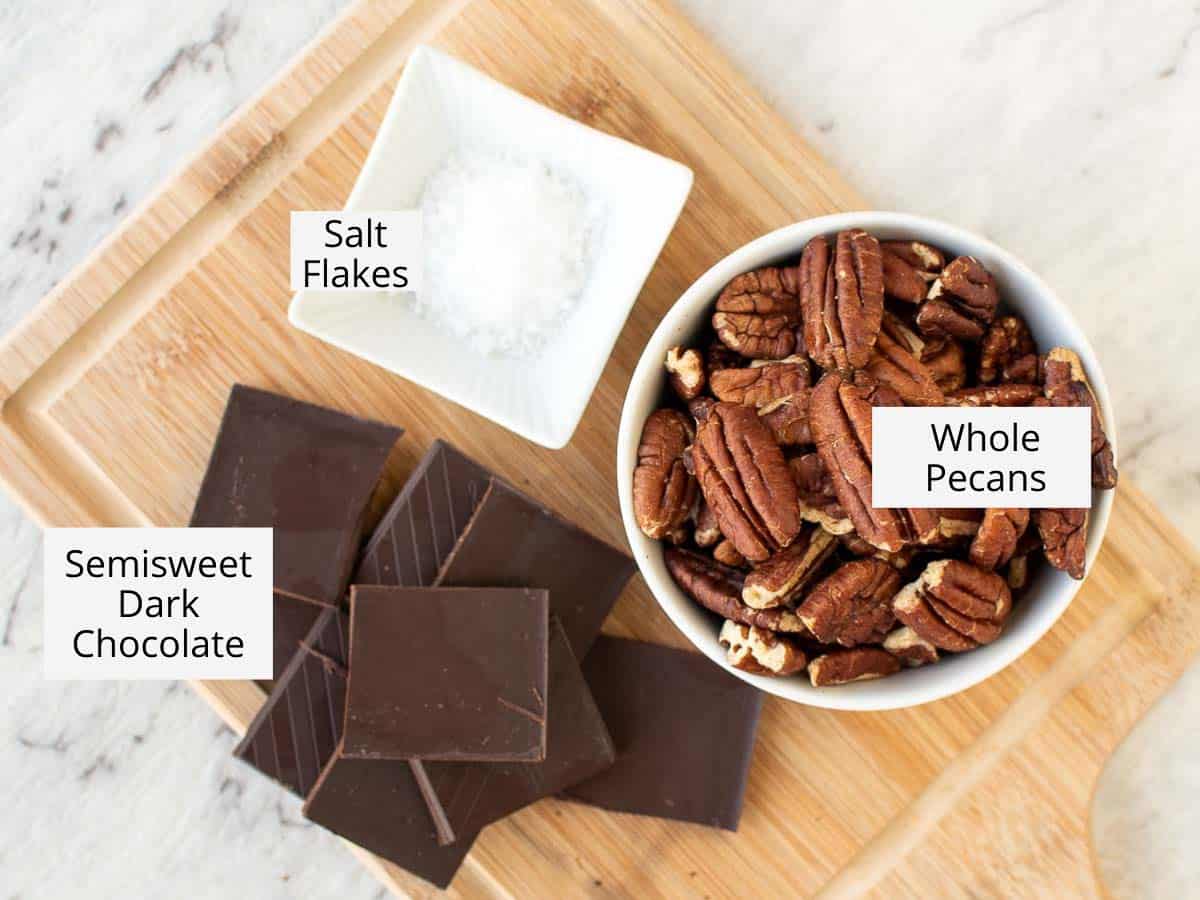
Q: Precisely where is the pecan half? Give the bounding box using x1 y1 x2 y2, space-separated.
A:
892 559 1012 652
693 500 722 548
934 508 984 543
712 267 800 359
759 396 813 446
881 240 945 279
947 384 1043 407
801 231 885 372
796 558 902 646
633 409 697 539
917 256 999 341
920 337 968 393
664 346 706 401
881 246 930 303
808 647 900 686
882 626 939 667
693 403 802 562
789 453 853 535
713 539 748 568
865 325 945 406
968 508 1030 570
1041 348 1117 489
742 528 837 609
978 316 1037 384
810 372 910 551
719 620 808 676
1036 507 1088 579
664 547 806 632
710 358 810 408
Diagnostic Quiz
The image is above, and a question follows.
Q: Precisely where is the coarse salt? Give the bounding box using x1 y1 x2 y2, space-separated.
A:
416 149 592 357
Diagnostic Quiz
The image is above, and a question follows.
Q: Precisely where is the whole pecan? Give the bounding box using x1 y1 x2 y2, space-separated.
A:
808 647 900 686
719 620 808 676
865 325 945 406
796 558 902 646
801 230 885 372
742 527 837 609
693 500 722 547
633 409 697 539
712 267 800 359
968 508 1030 570
693 402 801 562
664 547 806 632
809 372 910 551
920 337 968 393
882 626 939 667
1036 507 1088 579
789 452 853 535
1041 348 1117 489
916 256 999 341
948 383 1043 407
892 559 1012 652
978 316 1037 384
664 346 706 401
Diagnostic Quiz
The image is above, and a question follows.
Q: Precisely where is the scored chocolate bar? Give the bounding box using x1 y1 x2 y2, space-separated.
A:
342 586 549 763
352 439 490 589
233 607 348 796
190 385 401 681
563 636 763 831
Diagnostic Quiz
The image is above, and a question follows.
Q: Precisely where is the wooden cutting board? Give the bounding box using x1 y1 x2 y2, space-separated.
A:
1 0 1196 896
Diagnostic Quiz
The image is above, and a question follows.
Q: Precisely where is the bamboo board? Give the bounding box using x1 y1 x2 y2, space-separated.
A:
0 0 1196 896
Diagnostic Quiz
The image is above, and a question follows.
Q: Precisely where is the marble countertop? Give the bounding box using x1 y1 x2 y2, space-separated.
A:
1 1 1196 897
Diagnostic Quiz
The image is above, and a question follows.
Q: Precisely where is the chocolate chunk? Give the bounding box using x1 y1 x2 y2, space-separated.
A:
233 607 348 796
417 619 615 845
342 586 549 763
190 385 401 679
437 480 636 658
303 749 475 889
353 439 490 589
564 637 763 831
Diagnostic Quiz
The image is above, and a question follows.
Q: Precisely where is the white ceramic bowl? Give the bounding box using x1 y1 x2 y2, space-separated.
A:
290 46 693 448
617 211 1116 710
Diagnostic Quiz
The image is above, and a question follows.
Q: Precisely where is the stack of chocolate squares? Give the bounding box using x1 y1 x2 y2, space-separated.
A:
193 385 765 889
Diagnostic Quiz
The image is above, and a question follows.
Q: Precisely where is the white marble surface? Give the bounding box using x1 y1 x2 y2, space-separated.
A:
1 0 1197 897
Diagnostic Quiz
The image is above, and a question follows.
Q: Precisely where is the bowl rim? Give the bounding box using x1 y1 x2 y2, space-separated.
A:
617 211 1116 710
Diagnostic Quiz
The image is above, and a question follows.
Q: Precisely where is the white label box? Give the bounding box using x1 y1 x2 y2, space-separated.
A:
43 528 273 680
871 406 1092 509
290 210 422 292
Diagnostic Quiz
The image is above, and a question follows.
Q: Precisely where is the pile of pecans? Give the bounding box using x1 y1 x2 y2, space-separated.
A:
633 230 1117 687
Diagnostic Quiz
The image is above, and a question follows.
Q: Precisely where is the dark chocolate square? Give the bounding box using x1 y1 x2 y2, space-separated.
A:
233 607 349 797
417 618 615 845
437 480 636 658
563 637 763 831
190 385 401 679
303 749 476 890
343 586 549 763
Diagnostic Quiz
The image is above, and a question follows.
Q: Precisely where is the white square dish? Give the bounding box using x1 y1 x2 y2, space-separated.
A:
289 45 693 448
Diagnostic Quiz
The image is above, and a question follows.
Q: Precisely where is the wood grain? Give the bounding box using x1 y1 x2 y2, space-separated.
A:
0 0 1195 897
